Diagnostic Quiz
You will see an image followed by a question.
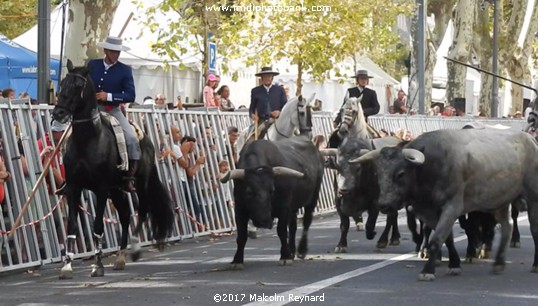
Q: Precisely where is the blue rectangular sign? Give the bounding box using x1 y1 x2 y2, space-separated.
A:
209 42 217 71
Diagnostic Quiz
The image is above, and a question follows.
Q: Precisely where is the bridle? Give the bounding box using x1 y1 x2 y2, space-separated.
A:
55 72 99 124
272 96 312 138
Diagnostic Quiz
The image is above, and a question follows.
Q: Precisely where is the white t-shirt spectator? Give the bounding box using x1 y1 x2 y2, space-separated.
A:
172 144 186 182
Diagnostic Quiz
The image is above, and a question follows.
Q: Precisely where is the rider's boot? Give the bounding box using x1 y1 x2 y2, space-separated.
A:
123 159 138 192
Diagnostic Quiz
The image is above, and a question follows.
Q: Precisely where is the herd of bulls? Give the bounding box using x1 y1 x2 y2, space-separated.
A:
223 97 538 281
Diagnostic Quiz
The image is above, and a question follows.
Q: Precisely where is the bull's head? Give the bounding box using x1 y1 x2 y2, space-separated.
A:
349 147 424 214
221 166 304 229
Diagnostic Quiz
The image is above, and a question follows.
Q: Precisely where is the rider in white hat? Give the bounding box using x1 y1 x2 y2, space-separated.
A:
87 35 140 192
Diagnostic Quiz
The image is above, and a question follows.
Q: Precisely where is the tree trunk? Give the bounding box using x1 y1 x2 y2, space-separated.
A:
473 0 493 115
505 0 538 113
64 0 120 67
497 0 529 114
446 0 475 105
296 61 303 97
424 37 436 111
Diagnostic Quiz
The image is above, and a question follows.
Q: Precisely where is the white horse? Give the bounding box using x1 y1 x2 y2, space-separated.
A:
236 93 315 154
337 96 370 140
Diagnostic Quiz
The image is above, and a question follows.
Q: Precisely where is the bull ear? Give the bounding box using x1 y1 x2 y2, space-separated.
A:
348 149 380 164
402 149 425 165
220 169 245 183
319 148 337 157
66 59 74 72
272 166 304 178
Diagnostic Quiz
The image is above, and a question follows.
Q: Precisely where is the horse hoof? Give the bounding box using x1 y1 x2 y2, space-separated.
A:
131 250 141 262
91 265 105 277
230 263 244 270
279 259 293 266
492 263 505 274
532 266 538 273
389 239 400 246
334 246 347 253
479 249 490 259
376 241 388 249
510 241 521 248
417 273 436 281
447 268 461 276
297 253 306 260
356 222 365 231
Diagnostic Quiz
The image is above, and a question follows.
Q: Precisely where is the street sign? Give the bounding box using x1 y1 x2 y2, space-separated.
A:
209 42 217 72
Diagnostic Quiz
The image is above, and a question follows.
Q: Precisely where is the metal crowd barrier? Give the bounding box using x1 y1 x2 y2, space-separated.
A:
0 99 529 273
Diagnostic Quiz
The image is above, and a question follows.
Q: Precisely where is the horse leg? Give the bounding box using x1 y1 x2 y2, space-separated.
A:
110 189 129 270
130 193 147 262
419 226 432 259
90 192 108 277
59 186 82 279
389 211 401 246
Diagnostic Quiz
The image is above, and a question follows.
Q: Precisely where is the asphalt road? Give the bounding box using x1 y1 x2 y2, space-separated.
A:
1 212 537 306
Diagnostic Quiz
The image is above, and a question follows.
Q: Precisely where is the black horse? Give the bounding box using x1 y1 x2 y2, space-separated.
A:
52 61 173 278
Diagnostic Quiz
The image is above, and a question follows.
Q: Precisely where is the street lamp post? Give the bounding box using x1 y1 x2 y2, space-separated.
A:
491 0 499 118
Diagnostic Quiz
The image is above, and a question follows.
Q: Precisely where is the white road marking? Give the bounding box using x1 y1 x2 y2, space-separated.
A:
243 214 529 306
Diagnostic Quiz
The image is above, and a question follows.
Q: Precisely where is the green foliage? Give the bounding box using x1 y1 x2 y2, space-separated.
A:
219 0 415 88
139 0 414 86
0 0 37 39
0 1 61 39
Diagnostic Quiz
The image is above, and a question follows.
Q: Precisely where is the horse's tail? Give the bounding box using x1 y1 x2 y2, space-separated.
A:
146 165 174 241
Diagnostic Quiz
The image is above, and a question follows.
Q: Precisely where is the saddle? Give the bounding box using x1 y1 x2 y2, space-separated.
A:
100 112 143 171
245 118 275 143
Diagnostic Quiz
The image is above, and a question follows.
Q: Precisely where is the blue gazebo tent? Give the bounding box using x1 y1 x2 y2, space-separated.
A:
0 34 60 100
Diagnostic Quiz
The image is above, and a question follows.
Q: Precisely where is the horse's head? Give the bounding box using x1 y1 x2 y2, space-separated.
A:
52 60 96 123
296 93 314 135
338 96 369 139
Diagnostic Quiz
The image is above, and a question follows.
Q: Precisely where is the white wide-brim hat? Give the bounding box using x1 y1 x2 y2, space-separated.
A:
97 36 130 51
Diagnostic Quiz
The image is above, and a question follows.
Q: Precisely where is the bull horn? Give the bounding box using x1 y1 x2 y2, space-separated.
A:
358 149 371 156
319 148 337 156
348 149 380 164
272 166 304 178
402 149 425 165
220 169 245 183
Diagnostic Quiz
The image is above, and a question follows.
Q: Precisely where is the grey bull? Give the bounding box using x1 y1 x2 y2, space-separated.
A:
351 129 538 281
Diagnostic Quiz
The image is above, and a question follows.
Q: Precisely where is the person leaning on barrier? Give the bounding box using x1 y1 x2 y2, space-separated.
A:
88 35 140 192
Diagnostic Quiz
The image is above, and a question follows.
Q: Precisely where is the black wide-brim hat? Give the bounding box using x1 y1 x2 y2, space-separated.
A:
255 66 280 76
351 69 373 79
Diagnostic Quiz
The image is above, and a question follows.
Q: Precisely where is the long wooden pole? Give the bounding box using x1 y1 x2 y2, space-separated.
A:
444 56 537 94
254 110 259 140
9 123 72 237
